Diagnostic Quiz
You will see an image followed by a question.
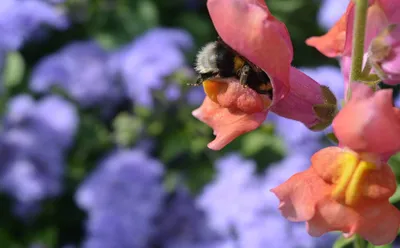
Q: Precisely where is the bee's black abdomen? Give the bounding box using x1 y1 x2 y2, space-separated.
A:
215 41 236 77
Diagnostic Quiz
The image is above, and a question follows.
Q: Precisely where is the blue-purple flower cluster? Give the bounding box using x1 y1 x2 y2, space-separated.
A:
0 0 352 247
0 94 77 215
0 0 68 51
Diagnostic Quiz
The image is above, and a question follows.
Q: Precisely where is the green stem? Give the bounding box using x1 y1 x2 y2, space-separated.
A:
347 0 369 101
354 234 366 248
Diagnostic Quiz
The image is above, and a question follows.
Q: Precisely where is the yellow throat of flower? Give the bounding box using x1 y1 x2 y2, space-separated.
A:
331 152 377 206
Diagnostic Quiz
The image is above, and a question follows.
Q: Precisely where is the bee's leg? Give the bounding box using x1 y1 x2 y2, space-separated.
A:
239 65 250 87
187 76 203 86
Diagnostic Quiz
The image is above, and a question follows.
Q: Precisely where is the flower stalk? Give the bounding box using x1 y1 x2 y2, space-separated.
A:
348 0 383 100
348 0 369 100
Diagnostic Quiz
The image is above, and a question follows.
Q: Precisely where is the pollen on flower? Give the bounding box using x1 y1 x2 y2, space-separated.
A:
331 152 377 206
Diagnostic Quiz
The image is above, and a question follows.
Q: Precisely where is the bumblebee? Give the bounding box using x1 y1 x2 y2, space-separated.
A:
194 37 273 97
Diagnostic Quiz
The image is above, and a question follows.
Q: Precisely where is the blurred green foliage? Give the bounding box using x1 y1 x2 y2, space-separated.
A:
2 0 389 247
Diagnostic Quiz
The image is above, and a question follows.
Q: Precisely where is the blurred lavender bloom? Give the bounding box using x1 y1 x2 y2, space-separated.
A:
0 0 68 51
317 0 350 30
153 186 229 248
30 41 122 108
0 94 78 208
0 51 4 92
187 87 206 106
197 154 267 238
165 84 181 102
394 95 400 108
269 113 322 156
76 149 165 248
198 153 335 248
109 28 193 107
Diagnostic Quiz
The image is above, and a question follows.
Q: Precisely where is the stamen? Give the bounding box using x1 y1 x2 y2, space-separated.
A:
332 153 358 200
345 161 376 205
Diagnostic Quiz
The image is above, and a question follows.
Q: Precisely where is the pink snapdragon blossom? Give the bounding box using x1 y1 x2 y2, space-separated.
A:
307 0 400 86
193 0 337 150
271 84 400 245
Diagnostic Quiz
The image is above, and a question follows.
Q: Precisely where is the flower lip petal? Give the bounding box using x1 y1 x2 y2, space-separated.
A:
192 97 268 150
207 0 292 105
333 83 400 157
306 1 354 57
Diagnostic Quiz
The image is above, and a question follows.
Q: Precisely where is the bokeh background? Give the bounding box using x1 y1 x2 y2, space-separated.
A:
1 0 400 247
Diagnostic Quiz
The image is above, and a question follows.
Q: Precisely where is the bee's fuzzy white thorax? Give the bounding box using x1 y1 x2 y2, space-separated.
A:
195 42 219 74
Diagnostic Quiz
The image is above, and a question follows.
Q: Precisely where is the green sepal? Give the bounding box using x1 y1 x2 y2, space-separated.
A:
321 85 337 105
333 234 354 248
309 120 331 131
326 132 339 144
313 103 337 122
366 243 393 248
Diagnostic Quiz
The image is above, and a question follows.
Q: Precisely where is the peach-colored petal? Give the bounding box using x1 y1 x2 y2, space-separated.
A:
310 146 343 183
207 0 291 104
270 67 337 129
361 164 396 200
272 146 400 245
307 198 400 245
271 167 329 222
203 80 269 113
305 2 354 57
343 1 389 56
306 198 359 237
192 97 267 150
356 201 400 245
333 83 400 156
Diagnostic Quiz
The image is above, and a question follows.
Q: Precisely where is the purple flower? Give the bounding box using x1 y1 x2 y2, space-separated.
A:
196 154 267 237
0 94 78 208
197 153 336 248
317 0 350 30
394 95 400 108
30 41 122 108
153 186 228 248
109 28 193 107
269 113 322 156
76 149 165 248
186 87 206 106
0 0 68 51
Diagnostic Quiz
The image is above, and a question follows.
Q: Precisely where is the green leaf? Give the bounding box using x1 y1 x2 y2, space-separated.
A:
113 112 143 147
388 152 400 177
390 185 400 203
240 128 285 157
137 0 159 28
333 234 354 248
31 227 58 248
367 243 393 248
326 132 339 145
3 52 25 88
94 32 120 49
